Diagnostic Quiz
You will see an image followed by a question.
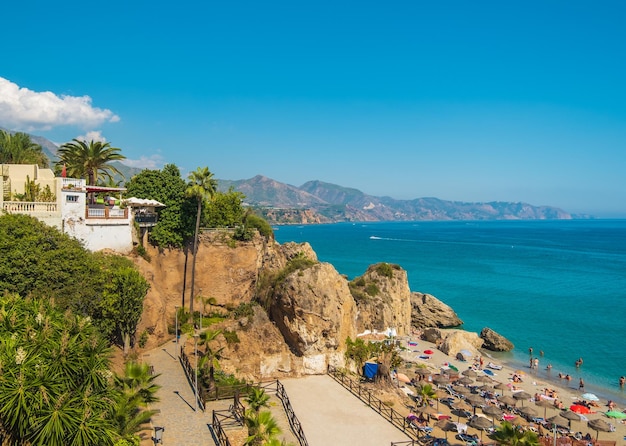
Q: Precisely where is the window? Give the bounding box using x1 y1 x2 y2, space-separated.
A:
66 195 79 202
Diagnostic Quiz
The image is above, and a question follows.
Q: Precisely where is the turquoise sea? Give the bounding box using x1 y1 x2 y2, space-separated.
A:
275 220 626 407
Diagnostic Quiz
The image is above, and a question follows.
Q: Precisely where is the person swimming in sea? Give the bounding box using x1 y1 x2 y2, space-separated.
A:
575 357 583 368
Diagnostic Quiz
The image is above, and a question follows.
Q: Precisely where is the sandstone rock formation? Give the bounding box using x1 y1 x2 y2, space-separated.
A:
439 329 484 358
269 261 357 362
410 292 463 328
351 263 412 337
480 327 514 352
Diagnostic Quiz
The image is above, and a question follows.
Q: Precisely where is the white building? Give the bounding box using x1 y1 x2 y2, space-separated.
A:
1 164 140 253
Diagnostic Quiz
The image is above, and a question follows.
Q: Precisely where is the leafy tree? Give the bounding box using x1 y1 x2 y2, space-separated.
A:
0 213 103 309
244 410 282 446
344 337 372 372
124 164 195 248
101 266 150 354
56 138 125 186
488 421 540 446
0 130 49 166
0 293 117 445
244 212 274 239
203 188 246 228
185 166 217 316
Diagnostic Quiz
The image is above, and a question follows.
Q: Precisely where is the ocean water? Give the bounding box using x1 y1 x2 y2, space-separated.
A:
275 220 626 406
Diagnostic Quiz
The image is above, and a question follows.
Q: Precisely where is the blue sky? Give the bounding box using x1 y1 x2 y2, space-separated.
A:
1 1 625 217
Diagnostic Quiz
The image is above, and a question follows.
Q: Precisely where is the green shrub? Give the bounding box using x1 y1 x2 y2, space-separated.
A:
232 302 256 319
138 330 149 348
365 283 380 297
222 330 240 344
375 263 394 278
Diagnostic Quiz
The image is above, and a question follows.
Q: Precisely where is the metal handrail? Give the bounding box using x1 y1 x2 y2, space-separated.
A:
276 380 309 446
179 349 205 411
211 410 233 446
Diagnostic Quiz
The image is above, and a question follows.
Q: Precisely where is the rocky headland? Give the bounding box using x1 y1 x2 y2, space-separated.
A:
133 230 513 381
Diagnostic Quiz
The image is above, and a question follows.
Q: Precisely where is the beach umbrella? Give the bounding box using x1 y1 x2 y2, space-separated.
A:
508 416 528 427
494 382 508 392
476 375 493 383
581 393 599 402
452 401 472 421
469 416 492 442
498 395 517 407
416 404 437 415
433 374 450 385
535 399 554 418
453 385 471 396
435 419 458 441
462 369 478 377
605 410 626 419
457 377 474 386
513 391 531 406
518 406 537 418
466 394 485 414
560 410 581 430
478 384 493 392
547 413 567 427
587 418 611 440
482 405 503 425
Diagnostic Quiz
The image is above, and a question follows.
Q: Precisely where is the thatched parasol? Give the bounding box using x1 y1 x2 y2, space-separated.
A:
494 382 508 392
453 385 471 396
588 418 611 441
433 374 450 385
476 375 493 383
512 391 531 406
518 406 537 418
469 416 493 442
435 419 458 441
457 377 474 386
560 410 581 429
535 398 555 418
416 404 437 415
462 369 478 377
498 395 517 407
482 405 503 425
547 413 568 427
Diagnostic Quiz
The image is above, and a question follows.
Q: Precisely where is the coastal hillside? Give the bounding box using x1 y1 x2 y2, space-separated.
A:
221 175 574 223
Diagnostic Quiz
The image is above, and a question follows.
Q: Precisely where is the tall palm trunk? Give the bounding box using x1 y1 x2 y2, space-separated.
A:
189 198 202 318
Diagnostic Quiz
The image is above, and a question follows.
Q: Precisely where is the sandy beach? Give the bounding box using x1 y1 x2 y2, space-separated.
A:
393 336 626 445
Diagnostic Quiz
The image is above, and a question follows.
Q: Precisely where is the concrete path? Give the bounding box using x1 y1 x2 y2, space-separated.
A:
143 338 215 446
281 375 412 446
143 339 412 446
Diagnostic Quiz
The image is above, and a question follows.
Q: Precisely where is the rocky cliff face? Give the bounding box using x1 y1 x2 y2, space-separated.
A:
352 263 413 337
132 231 486 379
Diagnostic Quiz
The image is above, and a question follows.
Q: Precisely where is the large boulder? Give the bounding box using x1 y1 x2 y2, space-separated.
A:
352 263 413 337
269 261 357 358
411 292 463 328
480 327 514 352
421 327 443 343
439 330 484 357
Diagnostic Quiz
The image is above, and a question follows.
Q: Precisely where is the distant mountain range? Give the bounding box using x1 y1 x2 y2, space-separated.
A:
4 129 578 223
220 175 576 223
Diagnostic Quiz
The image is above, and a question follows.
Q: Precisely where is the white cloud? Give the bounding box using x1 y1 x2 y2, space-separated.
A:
75 130 107 143
0 77 120 131
123 154 166 170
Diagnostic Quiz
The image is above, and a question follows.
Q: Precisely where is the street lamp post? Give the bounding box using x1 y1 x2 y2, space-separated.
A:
174 305 179 355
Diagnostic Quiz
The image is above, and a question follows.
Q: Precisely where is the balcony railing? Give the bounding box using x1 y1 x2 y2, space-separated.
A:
86 206 128 219
61 178 86 190
2 201 59 213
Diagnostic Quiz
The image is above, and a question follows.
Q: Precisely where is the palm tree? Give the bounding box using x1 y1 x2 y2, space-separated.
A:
56 138 125 185
416 383 437 407
246 387 271 413
185 166 217 316
0 130 49 166
198 329 226 391
488 421 540 446
244 410 282 446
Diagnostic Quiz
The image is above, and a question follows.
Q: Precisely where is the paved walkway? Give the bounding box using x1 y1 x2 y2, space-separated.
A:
143 337 215 446
143 339 412 446
281 375 412 446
